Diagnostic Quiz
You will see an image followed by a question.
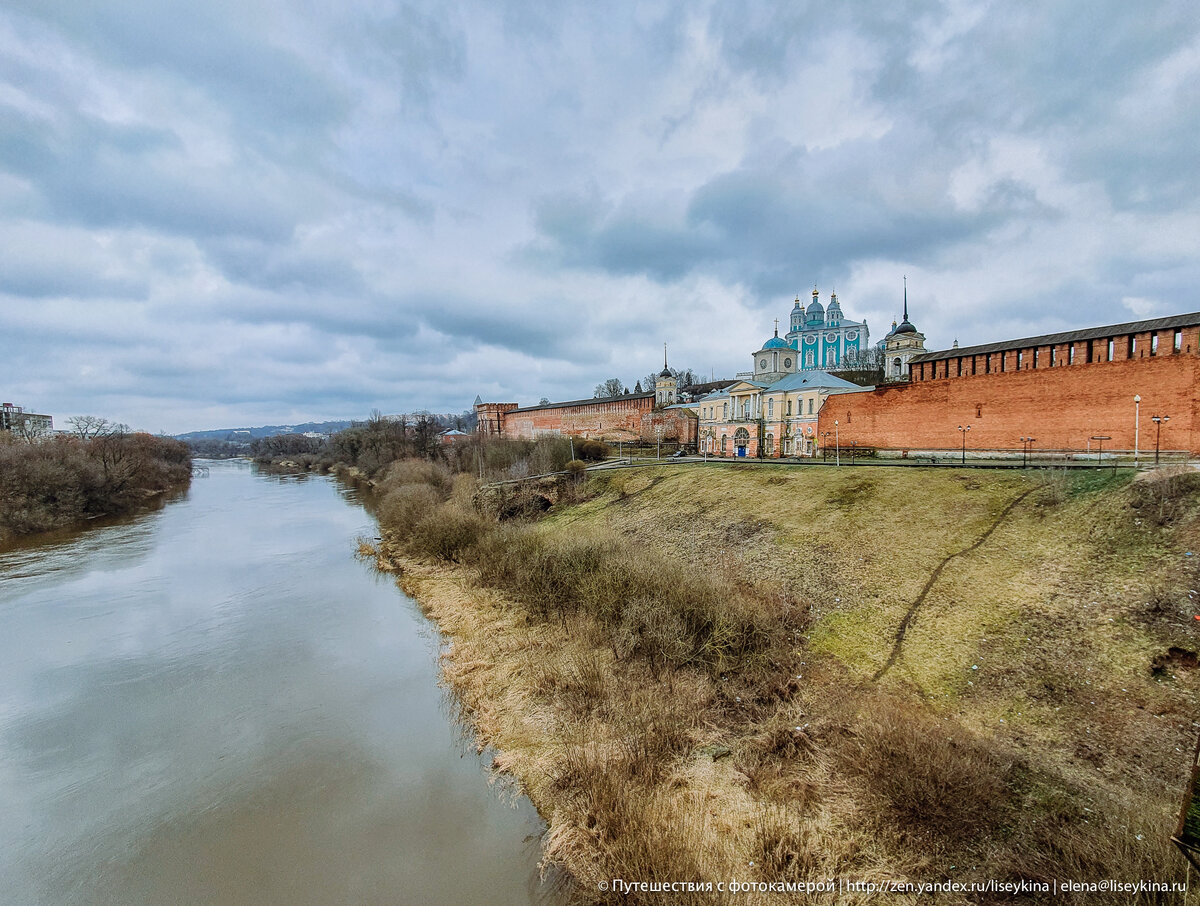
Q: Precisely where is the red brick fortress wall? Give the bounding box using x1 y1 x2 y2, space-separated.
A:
476 394 697 445
818 354 1200 455
476 402 519 436
505 395 655 440
640 410 698 446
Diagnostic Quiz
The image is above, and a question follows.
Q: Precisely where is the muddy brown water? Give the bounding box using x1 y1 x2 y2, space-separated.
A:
0 459 549 905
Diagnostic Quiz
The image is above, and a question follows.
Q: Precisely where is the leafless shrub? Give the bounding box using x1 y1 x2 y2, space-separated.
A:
837 692 1013 840
0 432 191 539
1131 469 1200 525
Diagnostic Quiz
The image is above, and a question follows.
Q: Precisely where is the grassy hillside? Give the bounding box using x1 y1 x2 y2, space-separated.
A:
372 461 1200 904
561 465 1199 792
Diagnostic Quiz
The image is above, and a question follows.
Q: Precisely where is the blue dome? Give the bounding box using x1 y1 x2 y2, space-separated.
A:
806 300 824 315
763 336 790 349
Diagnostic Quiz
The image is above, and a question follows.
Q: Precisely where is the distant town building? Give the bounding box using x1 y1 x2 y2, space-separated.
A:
0 402 53 438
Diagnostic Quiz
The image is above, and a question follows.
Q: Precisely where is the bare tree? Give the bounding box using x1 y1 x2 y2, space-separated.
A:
830 348 884 386
594 377 625 398
67 415 112 439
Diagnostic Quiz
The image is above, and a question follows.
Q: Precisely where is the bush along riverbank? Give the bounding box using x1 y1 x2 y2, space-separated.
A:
0 431 192 543
249 412 609 481
363 456 1200 905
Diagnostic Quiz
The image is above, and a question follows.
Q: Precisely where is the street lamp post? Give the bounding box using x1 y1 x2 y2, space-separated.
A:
1152 415 1170 465
1020 436 1036 468
834 420 840 467
1134 395 1141 466
957 424 971 465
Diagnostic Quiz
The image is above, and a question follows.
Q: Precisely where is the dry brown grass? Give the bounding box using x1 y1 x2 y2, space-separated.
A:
370 462 1200 904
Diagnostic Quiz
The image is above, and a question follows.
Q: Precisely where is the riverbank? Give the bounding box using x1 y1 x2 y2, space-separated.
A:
368 462 1200 904
0 433 192 545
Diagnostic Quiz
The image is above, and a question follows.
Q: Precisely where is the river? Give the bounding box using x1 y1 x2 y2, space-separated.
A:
0 459 547 905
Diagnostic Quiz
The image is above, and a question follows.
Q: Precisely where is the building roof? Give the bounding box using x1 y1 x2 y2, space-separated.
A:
764 370 864 392
510 390 654 414
685 379 737 396
761 335 790 349
909 310 1200 364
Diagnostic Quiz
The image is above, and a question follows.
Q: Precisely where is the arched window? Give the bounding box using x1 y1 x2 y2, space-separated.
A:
768 399 774 418
722 403 728 419
765 433 774 455
805 352 813 368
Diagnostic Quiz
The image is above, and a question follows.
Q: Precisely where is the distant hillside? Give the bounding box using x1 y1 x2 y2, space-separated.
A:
175 420 355 441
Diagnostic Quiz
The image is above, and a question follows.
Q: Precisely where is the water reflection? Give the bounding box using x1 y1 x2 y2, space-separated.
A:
0 459 546 905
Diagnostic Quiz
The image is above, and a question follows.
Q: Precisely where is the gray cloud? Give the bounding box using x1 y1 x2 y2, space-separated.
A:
0 1 1197 432
530 136 1057 298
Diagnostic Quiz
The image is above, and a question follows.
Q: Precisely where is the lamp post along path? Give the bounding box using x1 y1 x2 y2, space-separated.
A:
1134 395 1141 466
1152 415 1170 465
1020 436 1036 469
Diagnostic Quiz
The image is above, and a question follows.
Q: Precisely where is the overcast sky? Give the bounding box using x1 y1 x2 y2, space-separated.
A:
3 1 1198 433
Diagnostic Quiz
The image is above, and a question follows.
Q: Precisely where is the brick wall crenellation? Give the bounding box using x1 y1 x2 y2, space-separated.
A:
821 354 1199 453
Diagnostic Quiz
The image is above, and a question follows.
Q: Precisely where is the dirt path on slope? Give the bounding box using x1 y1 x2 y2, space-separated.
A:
872 487 1037 682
